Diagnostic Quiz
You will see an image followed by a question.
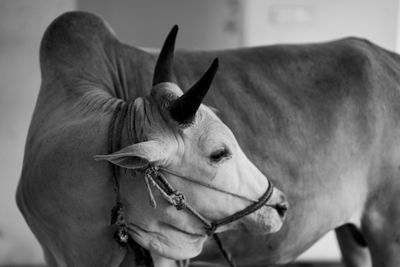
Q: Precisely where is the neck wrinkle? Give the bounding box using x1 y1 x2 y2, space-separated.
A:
126 98 147 145
127 100 138 144
113 57 130 100
125 96 176 148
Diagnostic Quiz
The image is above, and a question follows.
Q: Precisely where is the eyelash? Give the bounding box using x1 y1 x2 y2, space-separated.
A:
209 148 231 163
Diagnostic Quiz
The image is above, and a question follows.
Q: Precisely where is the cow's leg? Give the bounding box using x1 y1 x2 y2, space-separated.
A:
362 195 400 267
335 224 371 267
42 246 59 267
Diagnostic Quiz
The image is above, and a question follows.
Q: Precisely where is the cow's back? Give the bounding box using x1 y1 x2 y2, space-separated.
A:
192 39 400 264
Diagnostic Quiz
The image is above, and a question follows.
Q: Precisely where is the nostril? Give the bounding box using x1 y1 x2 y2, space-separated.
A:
275 202 289 218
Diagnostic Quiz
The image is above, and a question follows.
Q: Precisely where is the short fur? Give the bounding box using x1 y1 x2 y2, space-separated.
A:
17 11 400 267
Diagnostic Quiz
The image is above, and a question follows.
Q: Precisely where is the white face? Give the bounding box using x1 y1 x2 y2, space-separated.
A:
96 86 288 259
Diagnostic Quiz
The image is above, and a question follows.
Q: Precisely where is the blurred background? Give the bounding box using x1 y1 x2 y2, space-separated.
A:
0 0 398 265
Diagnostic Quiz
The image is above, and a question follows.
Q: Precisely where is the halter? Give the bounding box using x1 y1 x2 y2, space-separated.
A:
105 101 275 267
143 165 274 236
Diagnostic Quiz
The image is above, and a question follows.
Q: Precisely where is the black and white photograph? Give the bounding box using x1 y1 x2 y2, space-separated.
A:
1 1 399 266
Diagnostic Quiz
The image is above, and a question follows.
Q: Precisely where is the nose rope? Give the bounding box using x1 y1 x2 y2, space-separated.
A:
143 165 274 235
213 234 236 267
144 166 214 229
159 167 262 203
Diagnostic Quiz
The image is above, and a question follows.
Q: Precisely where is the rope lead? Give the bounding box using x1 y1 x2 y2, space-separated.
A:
214 233 237 267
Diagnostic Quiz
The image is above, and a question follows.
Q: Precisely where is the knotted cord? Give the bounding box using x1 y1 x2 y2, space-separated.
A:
160 167 268 203
213 234 236 267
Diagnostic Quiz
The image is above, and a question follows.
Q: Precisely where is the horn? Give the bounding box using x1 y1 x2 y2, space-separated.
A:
169 58 219 124
152 25 179 85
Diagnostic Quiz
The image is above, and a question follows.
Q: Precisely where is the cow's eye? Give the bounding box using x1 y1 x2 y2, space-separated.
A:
209 148 231 163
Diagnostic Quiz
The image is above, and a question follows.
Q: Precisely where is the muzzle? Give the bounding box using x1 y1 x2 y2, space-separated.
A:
143 165 274 236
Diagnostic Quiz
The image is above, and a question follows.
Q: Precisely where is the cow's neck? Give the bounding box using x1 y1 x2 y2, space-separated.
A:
107 99 156 267
107 48 155 101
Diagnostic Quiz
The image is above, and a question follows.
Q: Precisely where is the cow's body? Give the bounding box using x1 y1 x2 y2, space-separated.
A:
17 12 400 267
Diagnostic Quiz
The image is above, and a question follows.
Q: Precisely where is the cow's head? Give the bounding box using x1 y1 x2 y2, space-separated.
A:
95 26 288 259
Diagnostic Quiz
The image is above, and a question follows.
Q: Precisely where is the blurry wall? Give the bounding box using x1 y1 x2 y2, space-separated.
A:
79 0 399 51
0 0 76 264
78 0 242 50
242 0 398 50
0 0 399 265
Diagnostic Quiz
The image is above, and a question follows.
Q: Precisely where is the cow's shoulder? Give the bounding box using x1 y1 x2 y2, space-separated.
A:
38 11 153 103
38 11 120 102
40 11 117 66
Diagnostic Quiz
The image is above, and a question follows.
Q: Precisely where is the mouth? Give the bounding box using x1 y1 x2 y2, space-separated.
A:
239 201 288 234
127 222 206 259
162 222 207 239
127 222 151 237
128 221 206 240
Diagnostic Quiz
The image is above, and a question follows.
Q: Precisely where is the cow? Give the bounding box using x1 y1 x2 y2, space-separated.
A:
16 11 400 267
16 11 287 267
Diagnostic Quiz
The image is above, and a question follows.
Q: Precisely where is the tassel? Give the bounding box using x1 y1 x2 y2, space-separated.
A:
144 175 157 208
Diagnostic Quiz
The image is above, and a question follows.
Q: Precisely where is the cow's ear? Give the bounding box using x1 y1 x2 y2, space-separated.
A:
94 141 165 169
